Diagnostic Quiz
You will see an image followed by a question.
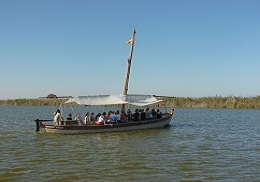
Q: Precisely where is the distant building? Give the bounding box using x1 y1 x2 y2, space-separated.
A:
46 94 57 99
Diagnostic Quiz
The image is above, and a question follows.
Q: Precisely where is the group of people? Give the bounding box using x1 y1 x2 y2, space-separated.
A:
54 107 167 126
129 108 163 122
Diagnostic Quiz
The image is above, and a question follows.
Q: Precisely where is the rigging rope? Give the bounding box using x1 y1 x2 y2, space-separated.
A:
70 103 76 117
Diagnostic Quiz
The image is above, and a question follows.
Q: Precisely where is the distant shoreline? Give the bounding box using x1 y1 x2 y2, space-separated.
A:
0 96 259 109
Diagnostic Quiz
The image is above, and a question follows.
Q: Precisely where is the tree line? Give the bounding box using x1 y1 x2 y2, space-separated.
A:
0 96 259 109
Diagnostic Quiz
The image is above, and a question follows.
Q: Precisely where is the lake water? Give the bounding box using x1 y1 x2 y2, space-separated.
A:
0 106 259 181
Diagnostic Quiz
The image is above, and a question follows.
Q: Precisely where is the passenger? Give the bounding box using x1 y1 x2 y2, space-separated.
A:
115 110 121 123
132 109 140 121
96 112 106 125
106 111 112 122
151 108 157 119
74 113 83 126
120 111 128 123
54 109 62 125
66 113 72 120
95 113 101 121
84 112 89 125
140 109 146 121
171 108 175 114
88 112 95 124
145 108 151 119
138 109 142 120
156 109 162 119
127 109 132 122
109 111 117 123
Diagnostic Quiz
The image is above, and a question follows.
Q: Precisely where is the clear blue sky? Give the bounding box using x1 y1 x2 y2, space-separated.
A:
1 0 259 99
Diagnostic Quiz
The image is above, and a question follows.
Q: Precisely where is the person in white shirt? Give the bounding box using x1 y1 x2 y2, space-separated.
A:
54 109 62 125
74 113 83 125
96 112 106 125
84 112 89 125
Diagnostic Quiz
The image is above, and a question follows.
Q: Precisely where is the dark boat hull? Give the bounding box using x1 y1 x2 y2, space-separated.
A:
37 113 173 134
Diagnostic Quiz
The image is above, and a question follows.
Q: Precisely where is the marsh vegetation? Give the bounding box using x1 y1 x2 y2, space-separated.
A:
1 96 259 109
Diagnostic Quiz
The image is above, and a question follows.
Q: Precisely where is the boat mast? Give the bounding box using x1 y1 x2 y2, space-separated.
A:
121 29 136 112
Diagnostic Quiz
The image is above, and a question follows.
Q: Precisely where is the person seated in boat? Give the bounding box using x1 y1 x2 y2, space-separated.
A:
88 112 95 124
107 111 117 124
151 108 157 119
66 113 72 120
95 112 106 125
54 109 62 125
120 110 128 123
106 111 112 121
74 113 83 126
132 109 140 121
156 109 162 119
140 109 146 121
95 113 101 121
127 109 132 122
84 112 89 125
145 107 151 120
115 110 121 123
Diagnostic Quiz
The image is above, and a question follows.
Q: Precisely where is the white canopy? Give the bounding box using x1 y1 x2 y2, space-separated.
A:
124 94 162 106
65 94 162 106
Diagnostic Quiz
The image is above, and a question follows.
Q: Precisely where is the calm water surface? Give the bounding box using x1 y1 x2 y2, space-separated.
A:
0 106 259 181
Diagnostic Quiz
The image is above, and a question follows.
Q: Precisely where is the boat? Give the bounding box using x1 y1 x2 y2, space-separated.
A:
35 30 174 134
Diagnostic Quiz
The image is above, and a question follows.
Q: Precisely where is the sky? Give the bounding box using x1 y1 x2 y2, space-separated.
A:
0 0 259 99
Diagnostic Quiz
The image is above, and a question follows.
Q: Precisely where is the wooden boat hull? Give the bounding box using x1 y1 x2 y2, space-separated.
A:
36 113 173 134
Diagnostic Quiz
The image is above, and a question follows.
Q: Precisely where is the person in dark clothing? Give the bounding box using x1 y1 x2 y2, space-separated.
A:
127 109 132 122
156 109 162 119
67 113 72 120
132 109 140 121
140 109 146 120
151 108 157 119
